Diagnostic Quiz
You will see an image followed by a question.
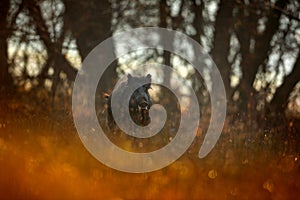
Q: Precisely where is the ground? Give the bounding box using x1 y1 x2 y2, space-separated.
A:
0 90 299 199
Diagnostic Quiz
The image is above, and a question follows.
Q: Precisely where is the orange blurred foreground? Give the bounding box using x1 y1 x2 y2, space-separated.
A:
0 95 299 199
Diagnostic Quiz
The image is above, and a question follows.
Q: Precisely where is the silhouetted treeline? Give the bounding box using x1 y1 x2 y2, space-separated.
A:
0 0 299 118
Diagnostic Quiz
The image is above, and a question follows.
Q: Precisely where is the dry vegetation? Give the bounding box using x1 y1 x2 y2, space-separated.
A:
0 90 300 199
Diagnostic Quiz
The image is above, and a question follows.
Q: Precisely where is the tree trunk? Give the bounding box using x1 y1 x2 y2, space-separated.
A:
211 1 234 98
64 0 117 92
0 0 14 90
25 0 77 86
270 52 300 112
236 0 287 112
159 0 171 86
189 0 208 104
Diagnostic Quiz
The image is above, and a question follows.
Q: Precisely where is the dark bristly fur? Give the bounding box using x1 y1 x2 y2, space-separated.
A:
106 74 152 130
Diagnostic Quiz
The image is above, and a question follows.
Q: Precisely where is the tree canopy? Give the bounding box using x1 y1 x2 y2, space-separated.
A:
0 0 299 117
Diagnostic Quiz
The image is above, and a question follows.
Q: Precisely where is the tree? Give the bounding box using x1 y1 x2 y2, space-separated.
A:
23 0 77 95
235 0 288 112
3 0 300 118
0 0 14 90
211 1 234 98
64 0 117 92
270 52 300 112
159 0 172 86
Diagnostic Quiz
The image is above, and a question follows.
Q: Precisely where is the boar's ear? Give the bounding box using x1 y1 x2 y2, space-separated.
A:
146 74 151 82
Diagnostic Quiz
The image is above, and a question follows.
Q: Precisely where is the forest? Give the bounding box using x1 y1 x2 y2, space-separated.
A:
0 0 300 199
